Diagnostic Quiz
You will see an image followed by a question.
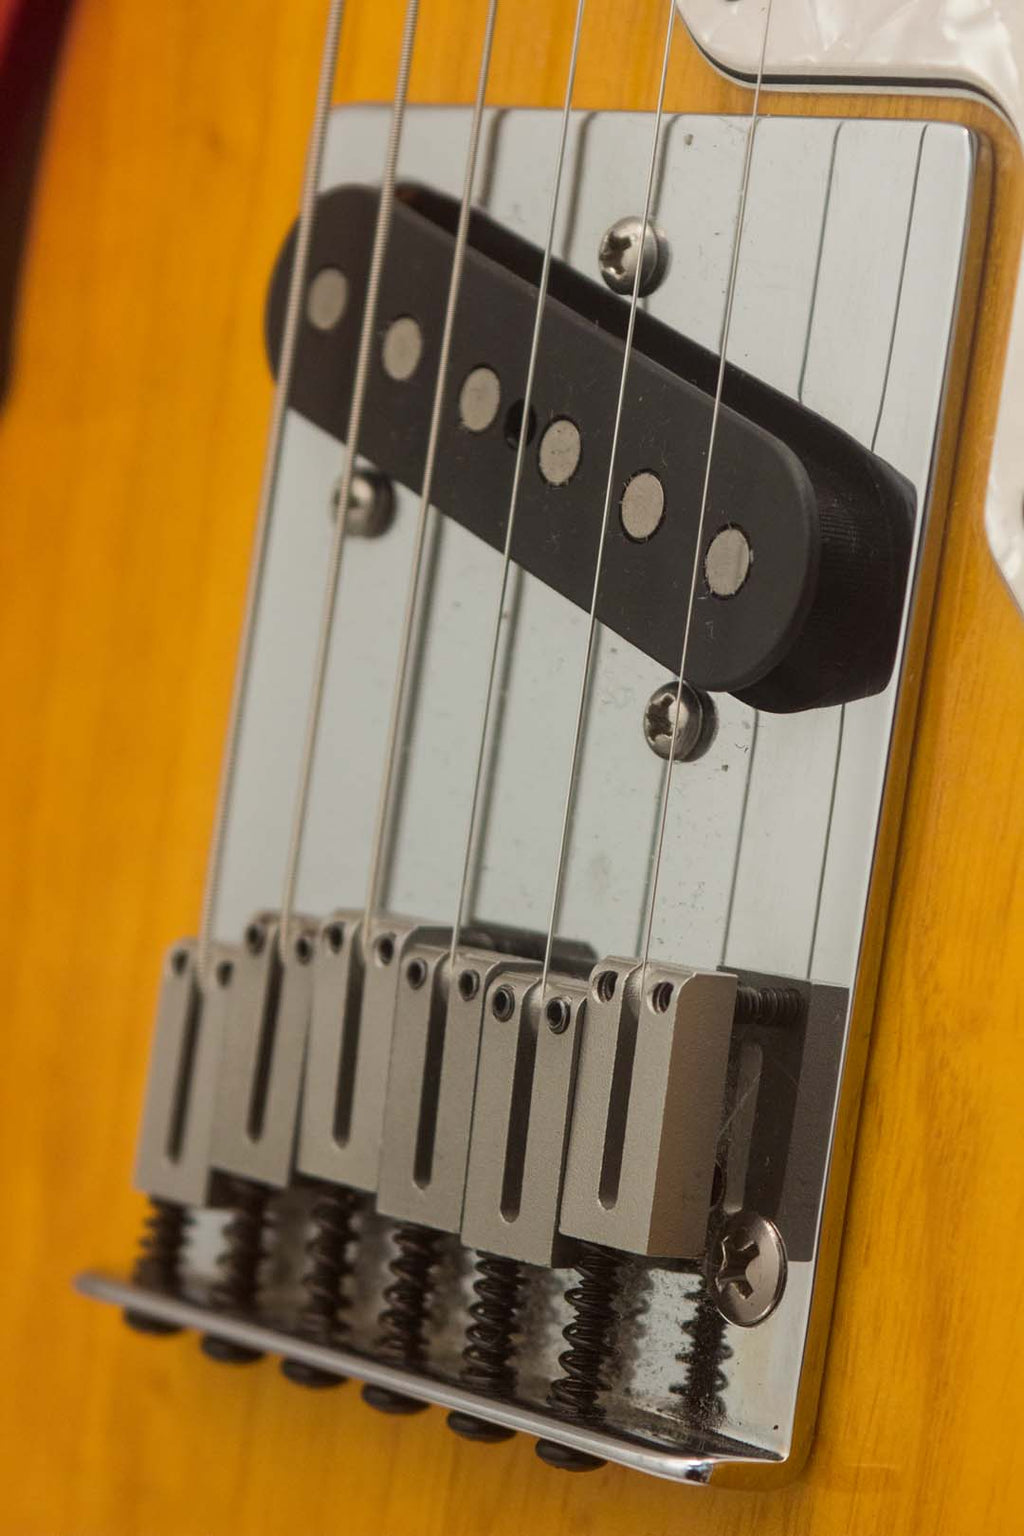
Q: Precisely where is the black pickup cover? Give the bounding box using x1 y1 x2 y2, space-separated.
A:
266 184 916 714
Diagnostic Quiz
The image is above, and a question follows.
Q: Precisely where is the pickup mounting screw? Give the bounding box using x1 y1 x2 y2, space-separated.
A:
709 1212 787 1327
643 680 716 763
330 469 394 538
598 216 668 297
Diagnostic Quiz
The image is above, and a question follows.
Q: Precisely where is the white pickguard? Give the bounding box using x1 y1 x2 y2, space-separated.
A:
677 0 1024 613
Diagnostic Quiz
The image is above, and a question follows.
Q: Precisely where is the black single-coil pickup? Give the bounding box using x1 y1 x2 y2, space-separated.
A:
266 184 916 713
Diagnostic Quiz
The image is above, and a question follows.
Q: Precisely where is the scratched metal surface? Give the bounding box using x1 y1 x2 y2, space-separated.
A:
184 105 974 1466
180 1192 806 1459
213 108 971 994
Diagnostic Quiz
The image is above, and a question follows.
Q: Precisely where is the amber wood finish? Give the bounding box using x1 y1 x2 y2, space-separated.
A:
1 1 1023 1531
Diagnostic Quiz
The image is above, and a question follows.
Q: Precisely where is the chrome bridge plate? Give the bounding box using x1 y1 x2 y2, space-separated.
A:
103 106 977 1485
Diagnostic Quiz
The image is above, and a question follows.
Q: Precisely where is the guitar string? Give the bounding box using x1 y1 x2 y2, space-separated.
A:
361 0 501 936
458 109 596 931
804 125 927 979
277 0 422 957
445 0 588 977
636 0 774 990
716 120 842 970
196 0 348 978
538 0 677 997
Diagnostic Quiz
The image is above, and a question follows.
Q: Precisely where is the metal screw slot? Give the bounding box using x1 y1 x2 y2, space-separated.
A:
244 922 265 955
598 216 669 296
620 471 665 542
381 315 423 381
458 969 480 1001
546 997 571 1034
709 1212 787 1327
492 985 516 1022
459 365 502 433
650 980 674 1014
215 959 233 988
306 266 348 332
406 957 428 990
705 525 752 597
375 934 396 967
294 933 314 965
170 949 189 977
594 969 617 1003
643 680 717 763
324 922 345 954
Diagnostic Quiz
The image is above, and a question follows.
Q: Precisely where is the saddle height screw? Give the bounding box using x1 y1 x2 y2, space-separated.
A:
281 1185 363 1390
709 1212 787 1328
123 1196 191 1336
200 1176 271 1365
598 216 669 297
536 1241 623 1473
361 1223 441 1416
671 1270 734 1427
447 1253 523 1445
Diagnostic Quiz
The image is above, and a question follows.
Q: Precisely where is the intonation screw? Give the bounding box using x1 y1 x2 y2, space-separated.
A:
281 1185 363 1390
598 216 669 297
734 985 804 1028
536 1242 622 1473
447 1253 523 1445
361 1223 441 1415
200 1177 270 1365
708 1212 787 1328
123 1197 191 1336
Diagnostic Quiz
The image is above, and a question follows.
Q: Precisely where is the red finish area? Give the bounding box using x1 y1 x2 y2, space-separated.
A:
0 1 24 57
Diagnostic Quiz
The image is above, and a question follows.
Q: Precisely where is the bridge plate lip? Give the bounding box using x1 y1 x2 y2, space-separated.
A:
78 1272 780 1487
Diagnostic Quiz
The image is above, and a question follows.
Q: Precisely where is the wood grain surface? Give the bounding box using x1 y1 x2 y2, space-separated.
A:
1 2 1022 1532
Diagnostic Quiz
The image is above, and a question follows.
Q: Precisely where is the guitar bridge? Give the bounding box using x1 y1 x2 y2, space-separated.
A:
78 102 981 1486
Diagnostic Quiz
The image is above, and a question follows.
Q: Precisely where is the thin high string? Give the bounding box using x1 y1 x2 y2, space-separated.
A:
197 0 349 978
362 0 501 936
446 0 588 976
277 0 422 957
718 119 842 969
804 125 927 978
538 0 677 996
638 0 774 990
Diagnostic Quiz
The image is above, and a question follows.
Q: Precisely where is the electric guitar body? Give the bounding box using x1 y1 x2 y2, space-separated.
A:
1 2 1022 1532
